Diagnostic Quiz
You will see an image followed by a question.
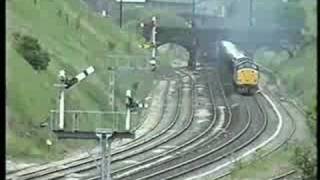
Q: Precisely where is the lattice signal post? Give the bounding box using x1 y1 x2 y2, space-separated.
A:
150 16 158 71
139 17 159 71
49 67 136 180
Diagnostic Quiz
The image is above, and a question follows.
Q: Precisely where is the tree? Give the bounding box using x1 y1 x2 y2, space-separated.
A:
125 41 132 54
57 9 62 18
132 82 139 92
65 13 69 25
75 14 81 31
291 145 317 180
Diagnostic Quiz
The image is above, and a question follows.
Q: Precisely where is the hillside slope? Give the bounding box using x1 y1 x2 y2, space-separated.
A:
254 0 317 133
6 0 160 160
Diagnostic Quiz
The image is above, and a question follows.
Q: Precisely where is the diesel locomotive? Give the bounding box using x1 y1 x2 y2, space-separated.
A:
218 41 259 95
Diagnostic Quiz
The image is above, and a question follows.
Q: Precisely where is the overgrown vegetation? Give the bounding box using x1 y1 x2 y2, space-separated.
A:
254 0 317 135
13 32 51 71
291 144 317 180
6 0 178 160
216 143 317 180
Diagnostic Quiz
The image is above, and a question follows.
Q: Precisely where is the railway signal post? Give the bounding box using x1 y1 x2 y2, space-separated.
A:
249 0 254 27
96 128 113 180
108 66 116 129
119 0 123 28
188 0 197 70
50 67 136 180
150 16 158 71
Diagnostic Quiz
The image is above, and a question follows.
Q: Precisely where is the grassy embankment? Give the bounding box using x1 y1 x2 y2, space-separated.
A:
215 1 317 179
6 0 177 161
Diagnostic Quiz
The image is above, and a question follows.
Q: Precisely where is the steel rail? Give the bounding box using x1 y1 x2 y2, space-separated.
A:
87 68 198 180
12 69 190 180
157 95 267 180
7 74 178 180
106 67 223 180
110 66 238 180
131 61 267 179
269 170 296 180
214 87 297 180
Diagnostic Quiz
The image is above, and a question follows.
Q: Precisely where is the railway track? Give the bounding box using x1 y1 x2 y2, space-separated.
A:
6 73 177 179
211 87 297 180
125 66 270 180
96 66 227 180
92 64 267 179
85 67 220 180
269 170 297 180
8 64 297 180
6 78 175 179
7 69 196 180
81 65 232 179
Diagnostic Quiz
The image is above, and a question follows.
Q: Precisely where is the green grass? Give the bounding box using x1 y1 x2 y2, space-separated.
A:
218 142 316 180
6 0 177 160
217 148 295 180
255 41 317 134
255 42 316 109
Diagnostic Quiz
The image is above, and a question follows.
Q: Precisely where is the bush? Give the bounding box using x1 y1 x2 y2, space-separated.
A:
13 32 51 71
125 41 132 54
291 145 317 180
75 14 81 31
132 82 139 92
108 41 116 51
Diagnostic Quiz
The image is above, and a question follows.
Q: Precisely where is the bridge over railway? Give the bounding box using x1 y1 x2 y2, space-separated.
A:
137 0 304 69
141 17 303 69
85 0 304 68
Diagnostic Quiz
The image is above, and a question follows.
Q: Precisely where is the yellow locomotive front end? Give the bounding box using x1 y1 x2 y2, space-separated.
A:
236 68 259 86
233 61 259 95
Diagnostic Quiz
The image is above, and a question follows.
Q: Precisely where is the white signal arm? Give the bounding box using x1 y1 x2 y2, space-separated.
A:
65 66 95 89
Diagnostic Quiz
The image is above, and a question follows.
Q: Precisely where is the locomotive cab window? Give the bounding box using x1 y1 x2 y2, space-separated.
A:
236 61 258 70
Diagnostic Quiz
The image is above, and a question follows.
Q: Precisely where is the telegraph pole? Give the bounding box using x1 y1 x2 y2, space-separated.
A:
119 0 123 28
108 67 116 129
151 16 157 60
189 0 197 70
249 0 253 27
96 129 113 180
100 133 107 180
192 0 195 22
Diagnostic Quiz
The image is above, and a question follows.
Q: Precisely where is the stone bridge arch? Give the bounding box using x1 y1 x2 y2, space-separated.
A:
141 20 304 68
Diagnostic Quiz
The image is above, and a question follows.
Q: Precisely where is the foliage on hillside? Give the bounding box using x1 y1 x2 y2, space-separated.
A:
291 144 317 179
254 0 317 135
6 0 165 160
13 32 51 71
